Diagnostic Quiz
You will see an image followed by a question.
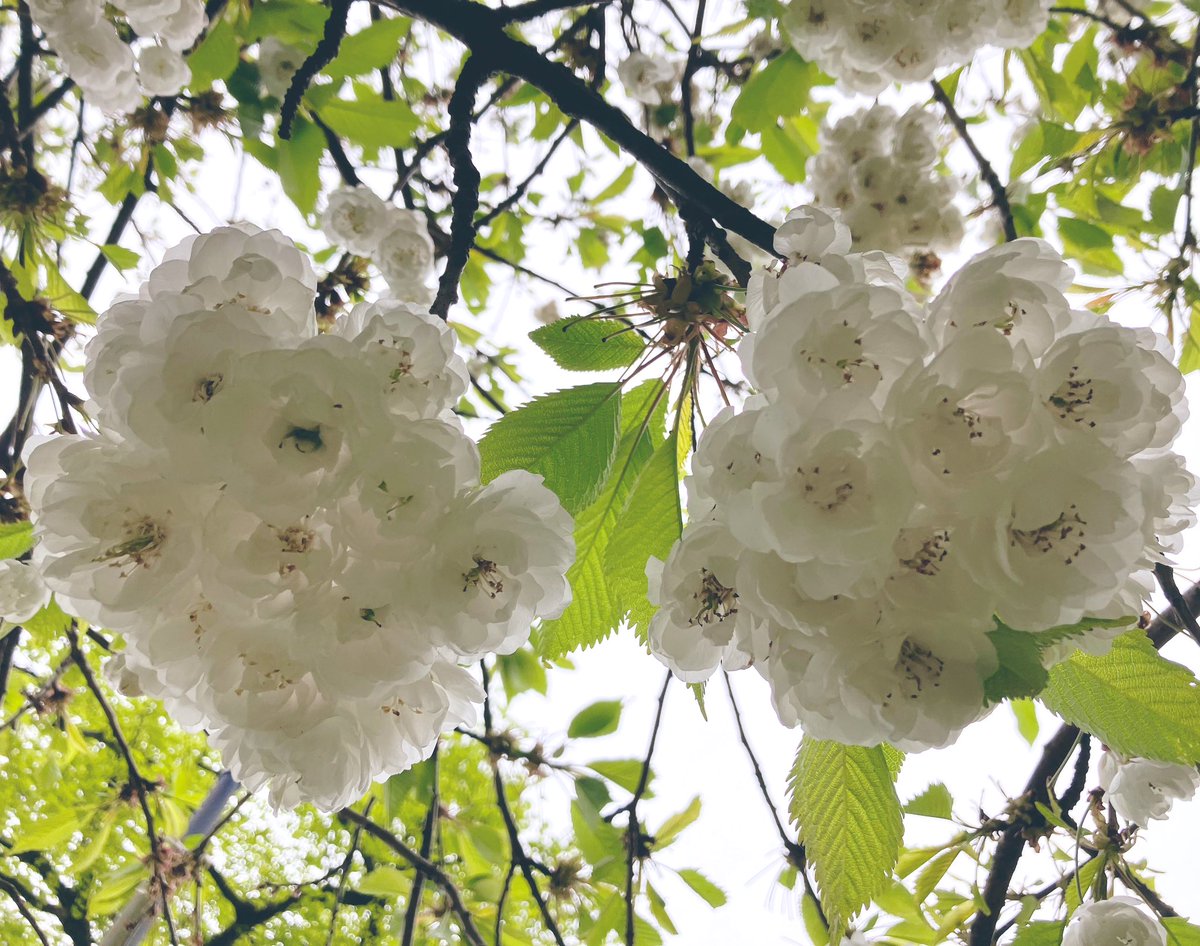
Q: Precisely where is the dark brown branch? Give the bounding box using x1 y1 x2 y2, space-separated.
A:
399 747 438 946
431 56 489 320
67 628 178 945
930 79 1018 243
380 0 778 254
722 672 827 931
337 809 487 946
311 111 362 186
280 0 352 140
679 0 707 158
1153 563 1200 646
499 0 609 22
0 876 52 946
480 664 568 946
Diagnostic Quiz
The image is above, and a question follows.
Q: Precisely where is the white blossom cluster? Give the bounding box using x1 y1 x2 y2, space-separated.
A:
1098 748 1200 826
24 224 575 809
1063 897 1166 946
321 185 438 304
28 0 204 112
808 105 966 255
782 0 1053 92
648 206 1194 752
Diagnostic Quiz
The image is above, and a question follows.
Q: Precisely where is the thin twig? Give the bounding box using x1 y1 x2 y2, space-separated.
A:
930 80 1018 242
337 809 487 946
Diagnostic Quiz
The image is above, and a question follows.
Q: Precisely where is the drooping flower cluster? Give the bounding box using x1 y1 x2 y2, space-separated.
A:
28 0 204 112
24 225 575 809
808 105 965 256
782 0 1052 92
1062 897 1166 946
1098 749 1200 826
648 207 1194 751
321 185 438 304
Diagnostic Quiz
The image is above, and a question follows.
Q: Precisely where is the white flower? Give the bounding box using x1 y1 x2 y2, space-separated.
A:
888 330 1043 511
1098 750 1200 826
201 341 388 519
772 205 852 263
1035 316 1185 457
0 560 51 624
617 51 676 105
413 471 574 658
145 224 317 339
646 521 755 683
781 0 1052 90
136 44 190 97
258 37 304 99
375 208 437 301
333 300 469 417
26 436 209 627
926 238 1074 358
1061 897 1166 946
960 443 1147 631
747 279 927 408
321 186 392 256
744 402 915 599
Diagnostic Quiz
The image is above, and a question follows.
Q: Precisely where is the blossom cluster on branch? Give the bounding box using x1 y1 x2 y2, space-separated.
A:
782 0 1053 92
648 206 1195 751
23 225 575 809
28 0 204 112
320 185 439 303
808 104 965 256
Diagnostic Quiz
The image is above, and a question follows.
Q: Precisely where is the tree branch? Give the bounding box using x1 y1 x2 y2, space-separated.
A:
930 79 1018 243
380 0 778 254
280 0 352 140
431 56 489 319
336 809 487 946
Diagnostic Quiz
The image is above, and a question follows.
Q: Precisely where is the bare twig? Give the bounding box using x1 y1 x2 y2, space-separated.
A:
930 79 1018 242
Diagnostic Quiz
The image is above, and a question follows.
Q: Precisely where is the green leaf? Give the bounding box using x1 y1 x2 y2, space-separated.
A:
479 382 622 516
654 795 700 848
592 164 637 203
319 95 420 149
760 115 819 183
1041 630 1200 764
495 647 547 699
913 845 961 902
983 616 1135 704
357 865 410 898
535 382 665 659
0 520 33 559
530 316 646 372
801 892 830 946
788 738 904 936
69 807 118 876
1011 698 1040 745
1163 919 1200 946
187 18 240 89
677 868 726 908
604 411 685 635
88 862 150 917
731 51 828 133
568 700 622 738
11 806 89 853
325 16 410 80
276 118 324 216
99 244 140 272
587 759 648 795
904 783 953 820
